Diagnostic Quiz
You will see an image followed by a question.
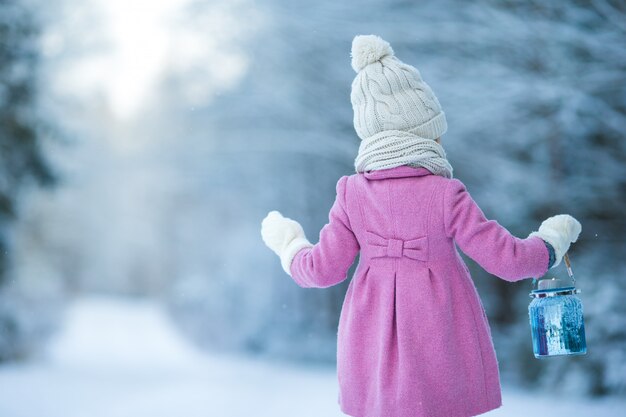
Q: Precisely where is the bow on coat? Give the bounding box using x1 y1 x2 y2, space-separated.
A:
364 231 428 261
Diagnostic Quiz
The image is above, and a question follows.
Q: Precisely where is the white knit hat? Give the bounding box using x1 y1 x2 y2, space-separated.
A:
350 35 448 141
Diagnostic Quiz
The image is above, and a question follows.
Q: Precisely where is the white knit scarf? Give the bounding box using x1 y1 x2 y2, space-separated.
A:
354 130 454 178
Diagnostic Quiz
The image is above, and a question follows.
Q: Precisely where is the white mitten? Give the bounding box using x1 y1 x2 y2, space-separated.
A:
261 211 313 275
528 214 582 269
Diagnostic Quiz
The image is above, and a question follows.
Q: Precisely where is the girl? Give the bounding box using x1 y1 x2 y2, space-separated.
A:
261 35 581 417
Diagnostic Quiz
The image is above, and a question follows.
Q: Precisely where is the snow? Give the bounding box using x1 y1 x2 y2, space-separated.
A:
0 297 623 417
0 297 344 417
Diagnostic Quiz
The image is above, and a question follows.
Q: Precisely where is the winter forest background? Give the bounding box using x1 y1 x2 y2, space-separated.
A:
1 0 625 415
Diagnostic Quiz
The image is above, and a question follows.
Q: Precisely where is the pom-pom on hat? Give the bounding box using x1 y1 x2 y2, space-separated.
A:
350 35 447 141
351 35 394 72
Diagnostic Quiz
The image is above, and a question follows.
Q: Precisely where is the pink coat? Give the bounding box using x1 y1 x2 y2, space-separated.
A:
290 165 550 417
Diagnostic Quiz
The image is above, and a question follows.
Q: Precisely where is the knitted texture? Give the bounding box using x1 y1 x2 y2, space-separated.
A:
354 129 453 177
350 35 447 141
288 166 550 417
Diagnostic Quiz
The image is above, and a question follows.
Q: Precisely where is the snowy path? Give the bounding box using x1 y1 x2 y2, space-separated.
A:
0 297 624 417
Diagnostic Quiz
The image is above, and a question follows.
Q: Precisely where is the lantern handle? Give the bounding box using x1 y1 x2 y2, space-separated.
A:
563 252 575 285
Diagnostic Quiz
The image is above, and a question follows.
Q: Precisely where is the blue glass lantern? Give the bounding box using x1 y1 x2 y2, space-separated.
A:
528 253 586 358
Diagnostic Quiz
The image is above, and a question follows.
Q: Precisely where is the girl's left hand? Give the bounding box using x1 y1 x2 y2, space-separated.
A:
261 211 313 274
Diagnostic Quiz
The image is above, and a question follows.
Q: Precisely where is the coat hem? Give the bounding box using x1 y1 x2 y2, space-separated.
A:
339 398 502 417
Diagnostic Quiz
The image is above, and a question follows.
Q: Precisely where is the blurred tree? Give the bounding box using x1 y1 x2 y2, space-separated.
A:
0 0 53 361
455 0 626 397
0 0 53 279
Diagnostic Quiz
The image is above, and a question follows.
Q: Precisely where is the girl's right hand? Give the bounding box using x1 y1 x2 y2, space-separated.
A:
528 214 582 268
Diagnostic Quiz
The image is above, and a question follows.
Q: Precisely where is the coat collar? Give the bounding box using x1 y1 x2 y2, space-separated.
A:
363 166 434 180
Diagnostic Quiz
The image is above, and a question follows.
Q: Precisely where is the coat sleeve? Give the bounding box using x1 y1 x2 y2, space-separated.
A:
444 178 549 282
289 176 360 288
